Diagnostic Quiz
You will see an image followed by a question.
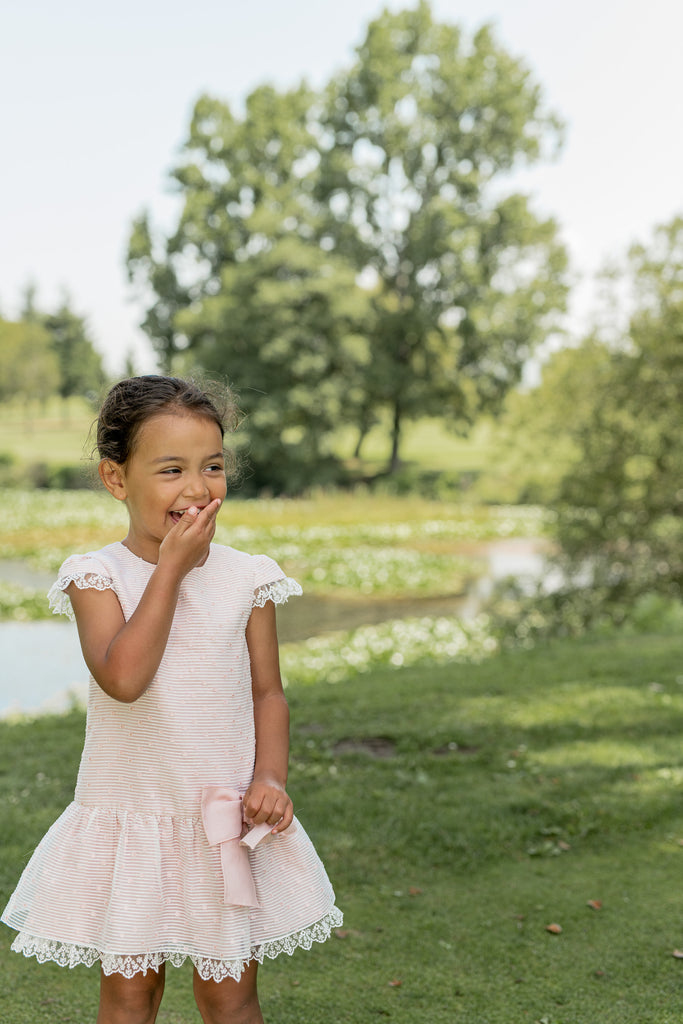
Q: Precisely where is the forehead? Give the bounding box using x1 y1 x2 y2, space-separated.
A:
134 412 223 456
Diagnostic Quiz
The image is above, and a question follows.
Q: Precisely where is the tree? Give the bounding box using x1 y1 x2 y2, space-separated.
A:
474 339 616 504
0 317 60 406
128 3 568 486
551 217 683 608
317 2 568 469
41 296 106 402
128 87 372 490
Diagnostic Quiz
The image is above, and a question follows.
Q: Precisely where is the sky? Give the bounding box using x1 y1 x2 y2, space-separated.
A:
2 0 682 373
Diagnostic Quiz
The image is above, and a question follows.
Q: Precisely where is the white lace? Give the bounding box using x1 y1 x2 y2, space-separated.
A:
11 908 343 981
253 577 303 608
47 573 114 621
48 574 300 619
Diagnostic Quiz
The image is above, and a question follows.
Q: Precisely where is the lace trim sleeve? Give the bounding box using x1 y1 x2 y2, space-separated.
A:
47 572 114 621
252 577 303 609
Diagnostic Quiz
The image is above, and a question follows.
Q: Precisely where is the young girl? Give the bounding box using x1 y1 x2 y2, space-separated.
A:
2 375 342 1024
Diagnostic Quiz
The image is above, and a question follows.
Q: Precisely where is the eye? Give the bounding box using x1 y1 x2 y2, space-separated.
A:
161 467 181 475
206 463 225 473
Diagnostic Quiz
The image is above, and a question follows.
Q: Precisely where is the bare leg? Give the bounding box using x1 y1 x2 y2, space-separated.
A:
193 960 264 1024
97 963 166 1024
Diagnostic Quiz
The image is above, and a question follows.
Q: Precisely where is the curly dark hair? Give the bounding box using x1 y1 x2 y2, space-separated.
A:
95 376 239 473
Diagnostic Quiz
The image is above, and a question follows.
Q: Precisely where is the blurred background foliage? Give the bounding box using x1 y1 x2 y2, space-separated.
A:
1 2 681 640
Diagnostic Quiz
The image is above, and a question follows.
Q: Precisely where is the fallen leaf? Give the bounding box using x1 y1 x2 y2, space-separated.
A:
672 949 683 959
334 929 350 939
557 840 571 851
545 923 563 934
409 887 423 896
587 900 603 910
388 978 403 988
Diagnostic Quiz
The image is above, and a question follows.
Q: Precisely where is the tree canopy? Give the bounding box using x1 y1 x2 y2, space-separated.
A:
0 294 104 407
0 317 58 405
128 2 568 490
553 217 683 607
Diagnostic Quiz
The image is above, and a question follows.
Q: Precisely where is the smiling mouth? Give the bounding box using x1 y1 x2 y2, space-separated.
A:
169 507 205 523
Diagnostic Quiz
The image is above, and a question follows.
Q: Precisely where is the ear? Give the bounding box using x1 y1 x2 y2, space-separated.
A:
99 459 127 501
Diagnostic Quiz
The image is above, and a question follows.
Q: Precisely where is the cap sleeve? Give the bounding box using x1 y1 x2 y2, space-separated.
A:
251 554 303 608
47 553 115 621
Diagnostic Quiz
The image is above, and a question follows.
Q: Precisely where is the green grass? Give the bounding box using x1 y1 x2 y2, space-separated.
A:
0 397 498 480
3 632 683 1022
335 414 497 476
0 397 94 467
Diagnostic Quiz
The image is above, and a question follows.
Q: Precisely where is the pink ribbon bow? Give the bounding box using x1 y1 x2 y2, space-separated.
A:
201 785 273 908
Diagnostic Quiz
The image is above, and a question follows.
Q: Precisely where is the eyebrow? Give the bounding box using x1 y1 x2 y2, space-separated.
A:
151 452 225 464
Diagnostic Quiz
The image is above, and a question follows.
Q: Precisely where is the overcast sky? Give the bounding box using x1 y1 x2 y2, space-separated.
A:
2 0 681 372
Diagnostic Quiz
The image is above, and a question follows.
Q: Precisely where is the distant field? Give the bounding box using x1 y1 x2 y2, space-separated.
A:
335 415 497 474
0 398 95 467
0 397 498 480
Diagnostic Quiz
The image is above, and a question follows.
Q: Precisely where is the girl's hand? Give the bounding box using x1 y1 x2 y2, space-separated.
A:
243 776 294 834
158 498 222 576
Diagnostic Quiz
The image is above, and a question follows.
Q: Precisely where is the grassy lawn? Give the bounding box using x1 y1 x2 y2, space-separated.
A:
0 397 95 467
3 632 683 1022
0 397 498 481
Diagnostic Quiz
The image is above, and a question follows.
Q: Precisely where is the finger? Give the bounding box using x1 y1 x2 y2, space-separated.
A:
257 794 283 825
193 500 219 523
193 500 221 534
207 497 222 519
177 505 200 531
271 804 294 834
242 790 265 822
164 506 198 538
266 795 291 826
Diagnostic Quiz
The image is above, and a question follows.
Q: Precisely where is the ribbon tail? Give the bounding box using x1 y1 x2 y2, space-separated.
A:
220 840 260 908
240 821 273 851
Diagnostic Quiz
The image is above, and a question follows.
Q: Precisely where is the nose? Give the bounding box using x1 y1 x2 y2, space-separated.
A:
183 472 210 504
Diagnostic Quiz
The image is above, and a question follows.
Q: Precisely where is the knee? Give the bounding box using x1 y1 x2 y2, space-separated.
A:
193 963 261 1024
99 966 165 1024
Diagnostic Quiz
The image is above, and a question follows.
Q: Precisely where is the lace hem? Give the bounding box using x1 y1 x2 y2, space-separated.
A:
48 573 114 621
10 907 343 981
253 577 303 609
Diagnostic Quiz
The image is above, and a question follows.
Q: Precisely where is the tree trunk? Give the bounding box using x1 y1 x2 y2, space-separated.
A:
388 401 402 473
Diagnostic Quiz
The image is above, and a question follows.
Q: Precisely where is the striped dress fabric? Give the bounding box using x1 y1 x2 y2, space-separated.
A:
1 542 342 981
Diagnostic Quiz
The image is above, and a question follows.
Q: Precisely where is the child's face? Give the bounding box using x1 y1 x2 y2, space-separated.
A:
109 411 227 562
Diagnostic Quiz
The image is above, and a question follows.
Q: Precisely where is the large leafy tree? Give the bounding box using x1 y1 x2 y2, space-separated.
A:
553 217 683 606
128 87 372 491
128 2 568 486
317 2 568 468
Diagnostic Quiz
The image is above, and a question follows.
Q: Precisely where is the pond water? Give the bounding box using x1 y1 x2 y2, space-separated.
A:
0 539 551 717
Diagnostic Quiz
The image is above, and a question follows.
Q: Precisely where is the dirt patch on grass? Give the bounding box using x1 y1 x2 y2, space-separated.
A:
332 737 397 758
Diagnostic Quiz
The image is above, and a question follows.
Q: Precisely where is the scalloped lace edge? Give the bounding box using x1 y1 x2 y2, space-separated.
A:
48 573 114 622
253 577 303 608
10 908 343 981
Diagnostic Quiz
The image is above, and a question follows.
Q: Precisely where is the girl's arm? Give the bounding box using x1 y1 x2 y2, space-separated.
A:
68 501 221 703
243 599 294 834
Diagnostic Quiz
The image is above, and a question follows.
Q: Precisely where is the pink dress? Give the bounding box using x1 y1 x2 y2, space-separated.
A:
1 542 342 981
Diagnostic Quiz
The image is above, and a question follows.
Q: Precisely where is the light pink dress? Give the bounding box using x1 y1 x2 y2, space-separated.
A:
1 542 342 981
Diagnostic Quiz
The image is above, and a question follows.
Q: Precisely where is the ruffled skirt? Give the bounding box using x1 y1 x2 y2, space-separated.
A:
2 802 342 981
